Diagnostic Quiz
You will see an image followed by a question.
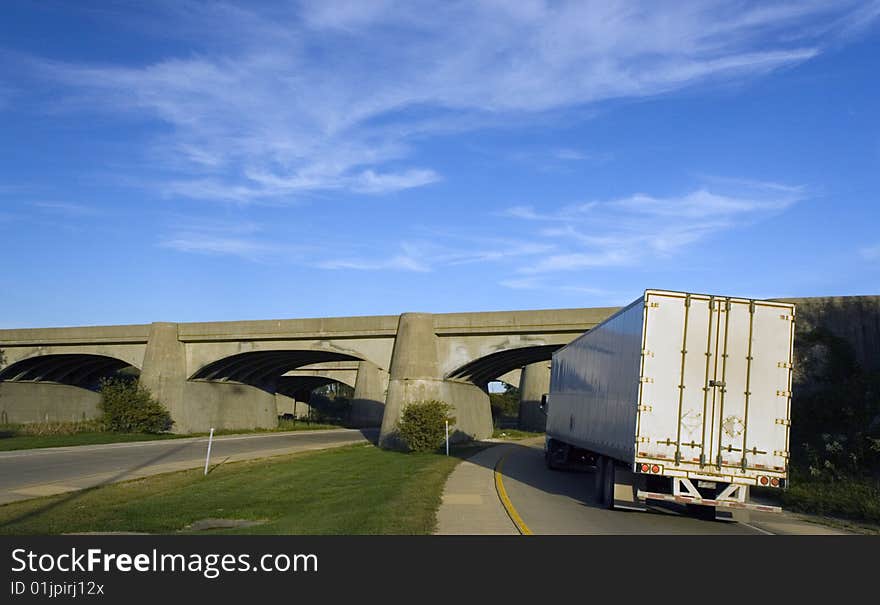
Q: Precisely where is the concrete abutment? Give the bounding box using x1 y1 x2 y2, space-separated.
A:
379 313 493 448
518 361 551 432
350 360 388 427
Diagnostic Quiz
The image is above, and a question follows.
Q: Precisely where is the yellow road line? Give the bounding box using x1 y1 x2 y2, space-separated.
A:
494 453 533 535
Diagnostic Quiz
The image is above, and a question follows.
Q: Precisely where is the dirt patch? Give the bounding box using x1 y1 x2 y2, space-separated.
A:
185 518 266 531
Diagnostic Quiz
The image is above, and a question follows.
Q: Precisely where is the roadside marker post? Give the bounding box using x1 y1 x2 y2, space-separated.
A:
445 420 449 456
204 427 215 476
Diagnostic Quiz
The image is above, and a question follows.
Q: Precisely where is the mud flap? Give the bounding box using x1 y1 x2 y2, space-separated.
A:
611 466 647 512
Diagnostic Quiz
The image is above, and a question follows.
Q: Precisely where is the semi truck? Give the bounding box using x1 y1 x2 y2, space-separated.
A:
543 289 794 516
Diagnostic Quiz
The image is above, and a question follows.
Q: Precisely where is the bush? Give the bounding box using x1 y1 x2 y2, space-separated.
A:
396 400 456 453
98 378 173 433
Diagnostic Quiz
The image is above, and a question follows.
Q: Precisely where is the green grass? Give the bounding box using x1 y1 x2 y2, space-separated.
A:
0 431 183 451
0 419 347 452
781 476 880 524
0 444 463 535
754 473 880 525
492 428 544 440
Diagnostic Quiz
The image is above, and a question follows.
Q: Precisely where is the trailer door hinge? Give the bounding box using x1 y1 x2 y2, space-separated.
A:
648 302 660 308
775 418 791 426
776 390 791 397
777 361 792 369
774 450 790 458
638 404 653 412
636 436 650 444
640 376 654 384
779 314 793 321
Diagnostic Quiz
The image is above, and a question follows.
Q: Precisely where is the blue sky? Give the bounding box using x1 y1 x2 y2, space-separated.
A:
1 1 878 328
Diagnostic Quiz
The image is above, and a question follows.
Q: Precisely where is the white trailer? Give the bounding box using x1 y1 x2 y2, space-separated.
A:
544 289 794 515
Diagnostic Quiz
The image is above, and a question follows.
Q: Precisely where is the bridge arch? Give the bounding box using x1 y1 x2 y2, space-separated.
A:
0 353 139 425
189 350 363 392
445 344 560 388
0 353 139 391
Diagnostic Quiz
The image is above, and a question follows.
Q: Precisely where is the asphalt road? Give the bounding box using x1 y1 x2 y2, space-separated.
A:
493 441 850 535
0 428 377 505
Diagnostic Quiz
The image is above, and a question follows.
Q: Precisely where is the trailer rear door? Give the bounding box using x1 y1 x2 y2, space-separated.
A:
638 291 793 478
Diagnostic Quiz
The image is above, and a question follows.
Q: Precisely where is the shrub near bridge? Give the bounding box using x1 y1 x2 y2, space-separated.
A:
98 377 174 433
396 400 456 453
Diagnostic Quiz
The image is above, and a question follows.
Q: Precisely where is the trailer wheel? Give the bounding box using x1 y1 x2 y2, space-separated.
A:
601 457 615 509
593 455 606 503
545 440 567 470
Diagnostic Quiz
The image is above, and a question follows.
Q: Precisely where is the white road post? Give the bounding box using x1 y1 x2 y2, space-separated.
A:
445 419 449 456
204 427 215 476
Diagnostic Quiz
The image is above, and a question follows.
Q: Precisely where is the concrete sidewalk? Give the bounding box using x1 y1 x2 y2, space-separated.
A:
435 443 519 535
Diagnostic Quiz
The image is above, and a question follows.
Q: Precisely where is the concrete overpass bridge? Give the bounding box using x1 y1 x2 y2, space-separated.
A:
0 308 615 446
5 295 873 447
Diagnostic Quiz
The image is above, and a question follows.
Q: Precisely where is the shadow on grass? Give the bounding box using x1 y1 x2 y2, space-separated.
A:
0 440 208 530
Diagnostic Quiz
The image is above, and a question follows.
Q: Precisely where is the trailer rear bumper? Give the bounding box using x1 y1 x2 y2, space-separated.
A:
637 490 782 513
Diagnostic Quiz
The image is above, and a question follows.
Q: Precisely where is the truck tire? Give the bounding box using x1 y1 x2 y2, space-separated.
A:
545 440 566 470
601 457 615 509
593 455 606 503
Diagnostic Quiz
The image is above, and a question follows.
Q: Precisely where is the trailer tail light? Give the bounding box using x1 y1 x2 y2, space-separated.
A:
759 476 769 486
636 462 663 475
637 463 663 474
770 477 780 487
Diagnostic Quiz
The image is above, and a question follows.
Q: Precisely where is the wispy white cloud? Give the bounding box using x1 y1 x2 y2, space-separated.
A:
31 201 100 216
552 148 611 162
317 255 431 272
861 244 880 261
158 219 308 262
498 276 624 304
507 180 805 273
316 238 556 273
351 169 441 194
22 1 873 203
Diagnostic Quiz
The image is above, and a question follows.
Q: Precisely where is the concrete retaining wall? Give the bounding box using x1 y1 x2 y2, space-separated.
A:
178 382 278 433
0 382 101 424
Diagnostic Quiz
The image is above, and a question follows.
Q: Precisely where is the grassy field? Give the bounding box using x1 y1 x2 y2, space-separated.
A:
0 444 463 534
0 420 346 452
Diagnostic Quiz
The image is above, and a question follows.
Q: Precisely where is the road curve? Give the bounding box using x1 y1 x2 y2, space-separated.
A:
0 428 377 505
438 440 852 535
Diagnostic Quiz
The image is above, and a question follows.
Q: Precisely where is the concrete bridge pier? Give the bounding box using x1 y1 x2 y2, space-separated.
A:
139 322 188 431
379 313 493 449
275 392 313 420
350 360 388 427
140 322 278 434
518 361 550 432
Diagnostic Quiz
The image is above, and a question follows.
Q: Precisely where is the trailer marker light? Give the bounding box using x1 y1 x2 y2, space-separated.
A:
759 476 769 486
651 464 660 474
641 464 650 473
770 477 780 487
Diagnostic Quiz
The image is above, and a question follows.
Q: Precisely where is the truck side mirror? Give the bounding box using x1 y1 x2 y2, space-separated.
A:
539 394 548 415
